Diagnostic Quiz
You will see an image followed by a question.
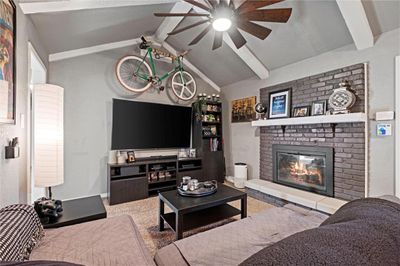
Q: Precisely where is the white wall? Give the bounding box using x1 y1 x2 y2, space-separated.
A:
48 46 218 200
0 2 48 207
222 28 400 197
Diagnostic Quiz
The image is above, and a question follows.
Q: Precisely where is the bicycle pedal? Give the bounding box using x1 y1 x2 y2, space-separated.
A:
159 86 165 91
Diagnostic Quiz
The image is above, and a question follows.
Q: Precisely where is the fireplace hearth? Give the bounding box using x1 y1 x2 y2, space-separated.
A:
273 145 334 197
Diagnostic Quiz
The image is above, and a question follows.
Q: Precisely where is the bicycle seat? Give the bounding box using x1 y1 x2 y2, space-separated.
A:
177 50 191 57
139 36 152 50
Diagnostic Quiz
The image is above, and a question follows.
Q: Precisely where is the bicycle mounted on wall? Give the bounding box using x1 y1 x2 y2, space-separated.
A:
116 37 197 101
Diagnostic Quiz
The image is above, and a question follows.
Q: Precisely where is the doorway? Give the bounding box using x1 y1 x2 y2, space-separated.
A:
27 42 47 203
396 56 400 197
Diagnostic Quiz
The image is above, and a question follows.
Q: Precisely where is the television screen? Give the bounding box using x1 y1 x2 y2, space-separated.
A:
111 99 192 150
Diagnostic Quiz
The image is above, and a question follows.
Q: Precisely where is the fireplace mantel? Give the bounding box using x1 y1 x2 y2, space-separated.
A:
252 112 367 127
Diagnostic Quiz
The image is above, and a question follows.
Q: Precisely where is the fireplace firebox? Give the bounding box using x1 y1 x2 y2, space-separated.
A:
272 145 334 197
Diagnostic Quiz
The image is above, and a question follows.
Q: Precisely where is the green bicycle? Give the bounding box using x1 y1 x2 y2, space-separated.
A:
116 37 197 101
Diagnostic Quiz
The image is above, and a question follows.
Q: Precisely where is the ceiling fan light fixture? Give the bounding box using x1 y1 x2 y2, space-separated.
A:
212 17 232 32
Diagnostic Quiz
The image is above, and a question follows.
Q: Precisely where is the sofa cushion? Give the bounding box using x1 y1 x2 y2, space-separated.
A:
0 205 44 262
30 215 155 266
240 198 400 266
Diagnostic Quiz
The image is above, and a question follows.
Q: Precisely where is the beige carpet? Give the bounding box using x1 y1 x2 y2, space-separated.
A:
104 191 273 256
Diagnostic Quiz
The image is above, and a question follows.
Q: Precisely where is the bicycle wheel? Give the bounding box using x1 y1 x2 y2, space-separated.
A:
171 70 197 101
116 55 153 93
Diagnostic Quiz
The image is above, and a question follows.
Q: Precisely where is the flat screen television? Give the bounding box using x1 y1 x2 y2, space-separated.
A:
111 99 192 150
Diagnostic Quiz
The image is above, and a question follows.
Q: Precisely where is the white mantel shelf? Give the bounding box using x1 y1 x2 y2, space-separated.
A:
252 113 367 127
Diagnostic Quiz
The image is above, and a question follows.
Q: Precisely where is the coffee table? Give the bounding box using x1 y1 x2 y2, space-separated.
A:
158 184 247 240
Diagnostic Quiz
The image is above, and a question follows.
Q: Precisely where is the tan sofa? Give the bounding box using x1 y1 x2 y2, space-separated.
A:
30 215 155 266
155 204 328 266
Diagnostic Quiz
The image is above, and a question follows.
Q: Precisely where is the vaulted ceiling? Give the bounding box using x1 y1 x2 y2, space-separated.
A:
24 0 400 87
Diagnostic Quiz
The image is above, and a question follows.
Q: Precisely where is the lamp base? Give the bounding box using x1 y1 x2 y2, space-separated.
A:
33 197 63 223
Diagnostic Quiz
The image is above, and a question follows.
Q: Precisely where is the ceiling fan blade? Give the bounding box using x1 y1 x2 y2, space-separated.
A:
237 20 272 40
168 19 210 35
227 27 247 49
206 0 219 9
212 31 223 50
242 8 292 23
154 13 210 17
189 24 212 45
184 0 211 12
229 0 235 9
237 0 284 14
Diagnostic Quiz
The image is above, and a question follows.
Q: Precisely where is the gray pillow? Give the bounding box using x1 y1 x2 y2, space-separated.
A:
0 205 44 261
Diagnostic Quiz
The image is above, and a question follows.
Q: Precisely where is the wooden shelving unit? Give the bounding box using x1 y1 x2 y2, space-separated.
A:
192 101 225 182
107 157 202 205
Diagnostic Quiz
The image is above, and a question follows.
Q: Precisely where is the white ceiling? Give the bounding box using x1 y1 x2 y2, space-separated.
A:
27 0 400 87
29 3 175 54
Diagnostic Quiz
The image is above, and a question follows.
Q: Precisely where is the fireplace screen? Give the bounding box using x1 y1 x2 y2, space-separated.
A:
273 145 334 197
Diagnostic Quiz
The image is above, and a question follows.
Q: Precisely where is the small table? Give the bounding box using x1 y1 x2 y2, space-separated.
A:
159 184 247 240
43 195 107 229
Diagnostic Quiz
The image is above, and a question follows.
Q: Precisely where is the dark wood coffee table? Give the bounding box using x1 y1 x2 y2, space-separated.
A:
43 195 107 229
158 184 247 240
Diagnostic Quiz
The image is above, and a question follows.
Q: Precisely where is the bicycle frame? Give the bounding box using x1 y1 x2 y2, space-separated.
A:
135 47 184 82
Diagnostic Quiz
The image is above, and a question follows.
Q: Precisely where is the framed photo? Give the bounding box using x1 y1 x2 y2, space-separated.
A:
311 100 327 116
0 0 16 124
189 148 196 158
293 106 310 117
231 96 257 123
127 151 135 163
268 89 291 119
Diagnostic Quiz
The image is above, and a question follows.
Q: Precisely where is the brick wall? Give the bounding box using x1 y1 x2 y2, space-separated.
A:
259 63 365 201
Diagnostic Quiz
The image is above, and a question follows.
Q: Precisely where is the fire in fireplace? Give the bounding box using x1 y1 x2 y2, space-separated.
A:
272 145 334 197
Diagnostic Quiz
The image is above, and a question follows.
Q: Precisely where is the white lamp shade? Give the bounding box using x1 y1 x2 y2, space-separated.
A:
33 84 64 188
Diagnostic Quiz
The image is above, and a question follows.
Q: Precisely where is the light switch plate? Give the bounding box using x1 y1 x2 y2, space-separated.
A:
376 111 394 121
377 123 392 136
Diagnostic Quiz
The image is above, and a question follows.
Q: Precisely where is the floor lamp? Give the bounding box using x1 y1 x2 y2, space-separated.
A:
33 84 64 200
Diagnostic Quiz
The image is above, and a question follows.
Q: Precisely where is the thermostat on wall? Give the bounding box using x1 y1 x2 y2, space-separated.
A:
376 111 394 121
377 124 392 136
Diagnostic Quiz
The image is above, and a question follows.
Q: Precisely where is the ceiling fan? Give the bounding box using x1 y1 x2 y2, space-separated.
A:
154 0 292 50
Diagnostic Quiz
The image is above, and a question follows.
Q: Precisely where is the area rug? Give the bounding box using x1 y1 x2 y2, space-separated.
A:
104 192 272 255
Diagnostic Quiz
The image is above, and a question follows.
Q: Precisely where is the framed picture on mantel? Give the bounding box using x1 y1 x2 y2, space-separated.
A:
268 88 291 119
0 0 16 124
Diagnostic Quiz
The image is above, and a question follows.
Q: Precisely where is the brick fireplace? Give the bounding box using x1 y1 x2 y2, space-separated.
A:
259 63 366 201
273 145 334 197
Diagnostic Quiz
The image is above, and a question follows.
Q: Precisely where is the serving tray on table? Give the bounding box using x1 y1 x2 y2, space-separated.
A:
178 180 218 197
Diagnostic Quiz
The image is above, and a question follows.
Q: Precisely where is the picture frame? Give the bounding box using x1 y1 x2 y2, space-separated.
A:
0 0 16 124
189 148 196 158
293 105 310 117
231 96 257 123
311 100 327 116
127 151 135 163
268 88 291 119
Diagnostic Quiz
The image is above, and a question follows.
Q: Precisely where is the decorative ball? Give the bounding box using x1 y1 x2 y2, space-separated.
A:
255 103 266 114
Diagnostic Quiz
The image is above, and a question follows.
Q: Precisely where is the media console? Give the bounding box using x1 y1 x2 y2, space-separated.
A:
107 156 204 205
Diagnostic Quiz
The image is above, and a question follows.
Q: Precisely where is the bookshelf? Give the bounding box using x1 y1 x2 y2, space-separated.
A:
192 101 225 182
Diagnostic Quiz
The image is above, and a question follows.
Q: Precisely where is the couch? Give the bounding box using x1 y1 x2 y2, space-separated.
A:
2 196 399 266
0 204 154 266
155 195 400 266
